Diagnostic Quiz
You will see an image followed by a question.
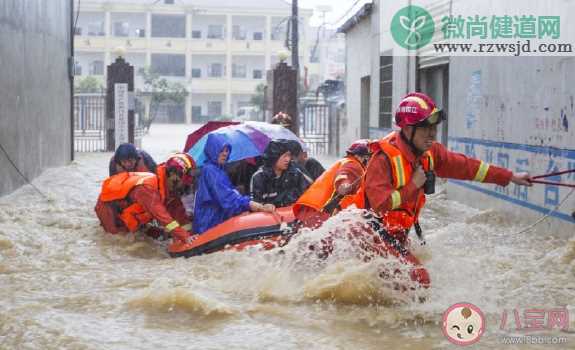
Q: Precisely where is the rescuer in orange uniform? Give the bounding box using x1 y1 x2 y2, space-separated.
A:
293 139 372 228
361 92 532 247
95 153 197 244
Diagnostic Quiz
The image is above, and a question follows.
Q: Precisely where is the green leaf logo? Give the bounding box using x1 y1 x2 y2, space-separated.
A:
391 6 435 49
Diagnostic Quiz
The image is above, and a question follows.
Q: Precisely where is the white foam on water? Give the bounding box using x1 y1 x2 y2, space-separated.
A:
0 124 573 350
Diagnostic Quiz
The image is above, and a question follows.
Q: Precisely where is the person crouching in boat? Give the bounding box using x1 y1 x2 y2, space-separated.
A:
250 139 312 208
109 143 157 176
285 140 325 182
293 139 372 228
360 92 532 248
193 134 275 235
95 153 197 244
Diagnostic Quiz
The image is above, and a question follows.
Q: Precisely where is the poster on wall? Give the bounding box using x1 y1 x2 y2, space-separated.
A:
114 83 129 147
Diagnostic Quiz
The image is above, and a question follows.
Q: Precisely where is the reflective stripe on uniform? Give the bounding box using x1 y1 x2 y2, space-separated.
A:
390 190 401 209
165 220 180 232
182 223 192 231
426 151 434 171
392 156 406 188
473 161 490 182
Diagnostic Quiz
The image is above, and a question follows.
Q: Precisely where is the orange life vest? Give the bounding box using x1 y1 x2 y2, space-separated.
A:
361 138 435 232
293 156 365 216
98 167 167 232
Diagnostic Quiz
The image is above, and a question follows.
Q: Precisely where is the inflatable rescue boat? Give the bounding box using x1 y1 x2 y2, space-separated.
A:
167 208 430 289
168 206 296 258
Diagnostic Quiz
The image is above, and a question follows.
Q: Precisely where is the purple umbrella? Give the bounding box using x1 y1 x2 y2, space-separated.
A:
188 121 305 166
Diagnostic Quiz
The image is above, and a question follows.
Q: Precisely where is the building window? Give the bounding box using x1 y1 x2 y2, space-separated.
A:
232 25 246 40
207 25 224 39
207 101 223 116
151 15 186 38
87 22 105 36
232 64 246 78
252 69 263 79
191 30 202 39
379 52 393 128
192 106 202 118
135 29 146 37
151 54 186 76
74 61 82 76
310 50 320 63
113 22 130 37
191 68 202 78
208 63 223 78
253 32 263 40
90 60 104 75
271 26 285 40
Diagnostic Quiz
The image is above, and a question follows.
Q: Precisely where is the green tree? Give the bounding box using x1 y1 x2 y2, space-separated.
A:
74 76 104 93
138 67 188 132
250 83 266 119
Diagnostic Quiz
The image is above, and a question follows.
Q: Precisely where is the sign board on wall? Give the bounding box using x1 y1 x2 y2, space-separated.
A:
448 137 575 223
114 83 129 147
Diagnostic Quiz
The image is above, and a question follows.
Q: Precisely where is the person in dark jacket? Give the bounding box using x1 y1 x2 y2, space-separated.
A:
109 143 157 176
250 139 312 207
285 140 325 181
226 157 262 195
193 134 274 234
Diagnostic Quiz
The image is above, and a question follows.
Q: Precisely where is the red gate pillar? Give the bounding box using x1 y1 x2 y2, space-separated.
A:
106 55 134 151
267 62 298 136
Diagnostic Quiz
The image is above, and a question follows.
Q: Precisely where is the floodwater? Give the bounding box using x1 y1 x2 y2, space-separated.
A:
1 124 574 350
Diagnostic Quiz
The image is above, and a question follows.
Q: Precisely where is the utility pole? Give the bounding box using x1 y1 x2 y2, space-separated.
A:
291 0 299 72
291 0 299 135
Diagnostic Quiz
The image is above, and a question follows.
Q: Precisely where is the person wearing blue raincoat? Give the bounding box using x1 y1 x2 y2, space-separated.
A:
193 133 275 234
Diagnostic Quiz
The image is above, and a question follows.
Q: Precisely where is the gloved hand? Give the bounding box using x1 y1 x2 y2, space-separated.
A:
171 226 193 244
337 182 353 195
144 226 164 240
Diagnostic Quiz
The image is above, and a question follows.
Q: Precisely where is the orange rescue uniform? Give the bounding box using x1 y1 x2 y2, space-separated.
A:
363 131 512 244
94 164 190 236
294 156 365 228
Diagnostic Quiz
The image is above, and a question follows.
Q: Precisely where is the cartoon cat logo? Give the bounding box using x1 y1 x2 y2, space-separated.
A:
442 303 485 346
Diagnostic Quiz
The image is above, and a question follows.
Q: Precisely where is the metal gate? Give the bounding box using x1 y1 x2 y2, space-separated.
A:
74 92 144 152
74 93 107 152
300 104 330 156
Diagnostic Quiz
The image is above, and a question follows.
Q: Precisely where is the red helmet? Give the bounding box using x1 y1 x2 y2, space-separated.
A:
395 92 444 128
346 139 371 156
166 153 195 185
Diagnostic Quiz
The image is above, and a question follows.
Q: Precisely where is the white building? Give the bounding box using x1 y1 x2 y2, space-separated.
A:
306 27 346 91
339 0 575 232
74 0 312 123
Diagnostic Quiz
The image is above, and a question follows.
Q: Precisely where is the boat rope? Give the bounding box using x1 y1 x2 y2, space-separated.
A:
512 187 575 235
528 169 575 188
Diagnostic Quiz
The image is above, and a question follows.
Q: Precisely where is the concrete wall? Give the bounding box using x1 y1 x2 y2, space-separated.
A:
447 56 575 233
0 0 73 196
341 0 575 231
341 2 378 153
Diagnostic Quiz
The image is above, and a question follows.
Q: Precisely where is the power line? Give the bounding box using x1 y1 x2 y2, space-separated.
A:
0 142 48 200
330 0 362 26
